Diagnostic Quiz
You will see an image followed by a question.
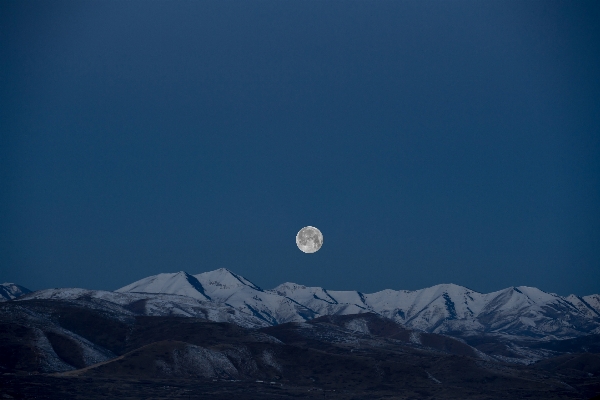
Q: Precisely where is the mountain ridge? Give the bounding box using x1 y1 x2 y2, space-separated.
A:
13 268 600 340
112 269 600 339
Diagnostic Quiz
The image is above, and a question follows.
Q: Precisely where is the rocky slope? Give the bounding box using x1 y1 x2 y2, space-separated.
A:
1 297 599 399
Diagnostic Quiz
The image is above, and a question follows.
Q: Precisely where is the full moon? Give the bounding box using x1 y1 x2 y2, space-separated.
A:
296 226 323 253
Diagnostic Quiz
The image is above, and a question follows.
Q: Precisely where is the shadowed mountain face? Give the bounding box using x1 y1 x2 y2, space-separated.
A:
0 283 31 301
2 297 600 399
0 298 271 374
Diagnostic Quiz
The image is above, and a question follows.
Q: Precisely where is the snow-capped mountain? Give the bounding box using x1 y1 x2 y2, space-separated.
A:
270 281 600 337
565 294 600 320
112 269 600 339
0 283 31 301
366 284 595 338
193 269 318 324
4 286 598 390
115 271 211 301
7 269 600 371
269 282 371 316
114 269 317 325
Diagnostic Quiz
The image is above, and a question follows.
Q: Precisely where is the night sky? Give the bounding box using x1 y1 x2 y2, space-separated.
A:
1 1 599 296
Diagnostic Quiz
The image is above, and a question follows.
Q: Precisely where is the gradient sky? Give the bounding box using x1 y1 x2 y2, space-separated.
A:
1 1 599 296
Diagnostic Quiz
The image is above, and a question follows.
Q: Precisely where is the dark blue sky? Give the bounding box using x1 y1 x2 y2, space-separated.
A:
1 1 599 295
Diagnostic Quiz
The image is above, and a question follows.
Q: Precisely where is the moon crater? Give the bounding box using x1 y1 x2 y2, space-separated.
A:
296 226 323 253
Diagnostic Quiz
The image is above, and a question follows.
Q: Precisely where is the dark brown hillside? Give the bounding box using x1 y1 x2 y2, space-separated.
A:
5 299 132 355
535 353 600 375
70 339 433 389
69 336 549 396
460 334 525 358
418 332 478 357
48 302 131 355
0 322 42 372
530 334 600 353
45 331 86 369
295 312 480 358
125 316 264 352
309 312 410 338
68 340 240 380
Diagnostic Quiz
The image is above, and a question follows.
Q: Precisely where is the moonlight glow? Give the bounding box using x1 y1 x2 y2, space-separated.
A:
296 226 323 253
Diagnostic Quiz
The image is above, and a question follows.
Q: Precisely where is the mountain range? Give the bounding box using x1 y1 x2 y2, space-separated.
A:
11 268 600 341
3 269 600 399
115 268 600 339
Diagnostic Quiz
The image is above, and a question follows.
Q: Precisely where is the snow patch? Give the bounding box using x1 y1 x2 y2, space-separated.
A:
261 350 282 372
157 344 238 379
33 328 75 373
345 318 370 334
409 332 421 345
426 371 441 384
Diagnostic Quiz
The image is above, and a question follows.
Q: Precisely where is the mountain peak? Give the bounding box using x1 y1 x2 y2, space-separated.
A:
0 283 32 301
510 286 559 304
427 283 476 293
272 282 306 292
194 269 261 291
116 271 210 301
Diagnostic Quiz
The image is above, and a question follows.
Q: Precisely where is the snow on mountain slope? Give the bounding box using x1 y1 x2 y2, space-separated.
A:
0 283 31 301
117 269 596 338
565 294 598 319
20 288 267 328
368 284 488 332
195 268 261 292
350 283 600 337
194 269 317 324
474 286 599 338
28 268 600 338
268 283 370 316
0 302 116 372
258 279 599 337
581 294 600 315
328 290 370 309
116 271 210 301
